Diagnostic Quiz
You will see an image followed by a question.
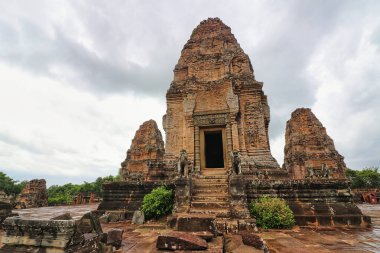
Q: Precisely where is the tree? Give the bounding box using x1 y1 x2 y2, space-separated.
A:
346 167 380 188
47 174 121 206
0 172 27 196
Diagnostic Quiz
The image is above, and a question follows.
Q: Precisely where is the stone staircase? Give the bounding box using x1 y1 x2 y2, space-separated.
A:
189 172 230 218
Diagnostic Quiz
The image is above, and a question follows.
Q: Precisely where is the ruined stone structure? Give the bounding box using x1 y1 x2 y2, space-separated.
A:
99 18 370 229
284 108 346 179
120 120 170 182
16 179 48 209
0 211 115 252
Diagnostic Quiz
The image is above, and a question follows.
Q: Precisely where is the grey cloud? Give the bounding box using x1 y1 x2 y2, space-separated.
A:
0 19 174 97
0 131 48 155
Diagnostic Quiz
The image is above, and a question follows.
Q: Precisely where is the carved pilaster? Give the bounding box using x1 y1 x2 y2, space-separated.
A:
194 126 201 173
174 177 191 213
226 122 233 170
229 175 250 218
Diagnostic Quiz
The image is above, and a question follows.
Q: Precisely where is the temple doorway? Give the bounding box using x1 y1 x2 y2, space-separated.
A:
200 128 226 171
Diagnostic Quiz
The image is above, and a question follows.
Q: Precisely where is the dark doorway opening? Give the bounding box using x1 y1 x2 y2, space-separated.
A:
205 131 224 168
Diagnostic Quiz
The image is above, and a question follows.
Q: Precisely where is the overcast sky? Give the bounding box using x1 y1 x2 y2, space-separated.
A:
1 0 379 186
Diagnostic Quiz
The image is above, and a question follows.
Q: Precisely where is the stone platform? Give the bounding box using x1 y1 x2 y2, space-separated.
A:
99 176 371 229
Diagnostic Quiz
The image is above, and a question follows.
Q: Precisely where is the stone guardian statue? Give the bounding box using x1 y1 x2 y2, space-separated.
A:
178 150 188 177
230 150 242 175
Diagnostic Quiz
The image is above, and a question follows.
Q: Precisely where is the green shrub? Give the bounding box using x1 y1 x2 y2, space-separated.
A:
249 196 295 229
141 186 174 220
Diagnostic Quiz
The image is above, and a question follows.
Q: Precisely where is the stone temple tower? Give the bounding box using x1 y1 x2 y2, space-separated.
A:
163 18 280 174
99 18 370 229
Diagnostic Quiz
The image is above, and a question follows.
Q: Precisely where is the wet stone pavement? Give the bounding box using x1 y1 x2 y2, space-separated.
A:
257 204 380 253
0 203 379 252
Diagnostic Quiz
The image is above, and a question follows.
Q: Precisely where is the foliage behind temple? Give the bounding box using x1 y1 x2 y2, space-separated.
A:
0 172 27 196
346 167 380 189
47 175 121 205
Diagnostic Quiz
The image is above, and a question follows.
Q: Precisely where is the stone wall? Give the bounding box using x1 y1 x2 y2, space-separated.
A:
16 179 48 209
284 108 346 179
98 181 174 219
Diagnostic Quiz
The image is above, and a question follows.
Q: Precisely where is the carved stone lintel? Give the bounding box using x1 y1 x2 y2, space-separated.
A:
193 113 228 127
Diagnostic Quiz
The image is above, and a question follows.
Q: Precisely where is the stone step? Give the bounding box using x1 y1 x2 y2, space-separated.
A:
192 188 228 195
201 169 228 176
189 208 230 218
193 182 228 189
192 178 228 184
192 196 230 202
192 182 228 186
191 201 230 209
195 175 229 180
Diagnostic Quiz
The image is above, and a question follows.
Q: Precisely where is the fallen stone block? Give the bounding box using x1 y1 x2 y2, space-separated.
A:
107 228 124 249
225 234 265 253
168 214 216 233
241 232 263 248
156 231 208 250
107 211 126 222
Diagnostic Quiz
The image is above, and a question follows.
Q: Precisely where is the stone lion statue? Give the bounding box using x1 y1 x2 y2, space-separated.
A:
178 149 189 177
230 150 241 175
